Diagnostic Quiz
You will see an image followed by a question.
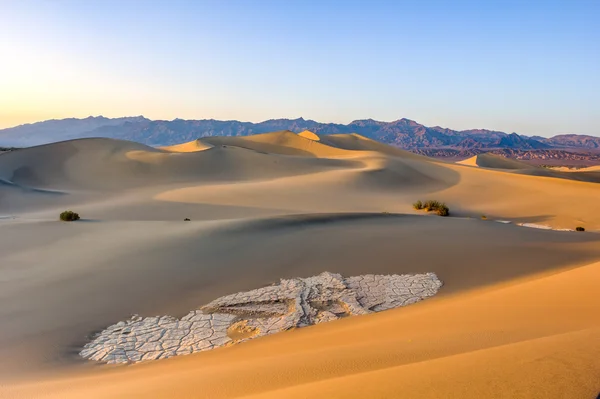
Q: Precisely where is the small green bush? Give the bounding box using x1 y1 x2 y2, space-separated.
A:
60 210 80 222
413 200 449 217
576 226 585 232
423 200 441 211
436 203 449 217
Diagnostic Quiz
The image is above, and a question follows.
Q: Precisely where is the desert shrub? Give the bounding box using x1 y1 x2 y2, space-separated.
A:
413 200 449 217
576 226 585 232
60 210 80 222
423 200 442 211
436 203 449 217
184 218 191 221
481 215 487 220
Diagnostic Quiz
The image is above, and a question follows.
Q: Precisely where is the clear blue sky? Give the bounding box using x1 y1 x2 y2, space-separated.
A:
1 0 598 136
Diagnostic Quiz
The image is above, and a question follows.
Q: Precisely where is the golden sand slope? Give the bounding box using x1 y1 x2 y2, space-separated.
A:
159 139 213 152
297 130 320 141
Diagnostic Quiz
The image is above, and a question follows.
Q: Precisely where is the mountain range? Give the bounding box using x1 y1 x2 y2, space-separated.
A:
1 116 599 152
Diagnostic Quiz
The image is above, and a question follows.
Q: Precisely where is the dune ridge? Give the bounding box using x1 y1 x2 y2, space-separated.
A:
297 130 320 141
457 153 534 169
200 130 355 157
159 139 213 152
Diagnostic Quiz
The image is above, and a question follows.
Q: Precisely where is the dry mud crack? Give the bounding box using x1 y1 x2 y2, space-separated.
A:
80 272 443 364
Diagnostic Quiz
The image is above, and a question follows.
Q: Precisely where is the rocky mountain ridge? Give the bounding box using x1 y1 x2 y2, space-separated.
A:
1 116 598 153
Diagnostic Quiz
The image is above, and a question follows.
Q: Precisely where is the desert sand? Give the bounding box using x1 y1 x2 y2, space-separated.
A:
160 139 214 152
1 131 599 398
458 153 600 184
458 153 534 169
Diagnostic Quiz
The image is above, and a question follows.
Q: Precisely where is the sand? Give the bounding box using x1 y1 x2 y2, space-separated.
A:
1 131 599 398
457 152 600 184
159 139 214 152
297 130 320 141
458 153 534 169
200 130 354 157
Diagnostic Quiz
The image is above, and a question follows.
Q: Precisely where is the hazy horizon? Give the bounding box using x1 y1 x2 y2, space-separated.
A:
1 0 599 137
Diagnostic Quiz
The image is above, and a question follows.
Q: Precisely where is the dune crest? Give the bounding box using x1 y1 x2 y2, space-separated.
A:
297 130 320 141
159 140 213 152
201 130 354 157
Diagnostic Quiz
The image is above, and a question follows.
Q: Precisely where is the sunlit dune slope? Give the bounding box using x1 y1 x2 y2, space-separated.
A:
201 130 354 157
239 261 600 399
297 130 320 141
159 139 213 152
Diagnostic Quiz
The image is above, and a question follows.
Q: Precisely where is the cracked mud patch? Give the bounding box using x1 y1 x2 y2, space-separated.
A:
80 272 443 364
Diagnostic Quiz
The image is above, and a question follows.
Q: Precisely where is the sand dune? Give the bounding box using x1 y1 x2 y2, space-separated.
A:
458 152 600 184
152 153 600 230
159 139 213 152
458 153 534 169
2 135 600 227
554 165 600 172
297 130 320 141
0 136 361 192
321 133 429 160
514 167 600 183
1 131 600 398
201 130 354 157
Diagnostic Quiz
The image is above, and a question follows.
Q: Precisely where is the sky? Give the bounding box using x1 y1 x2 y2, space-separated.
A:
0 0 598 137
